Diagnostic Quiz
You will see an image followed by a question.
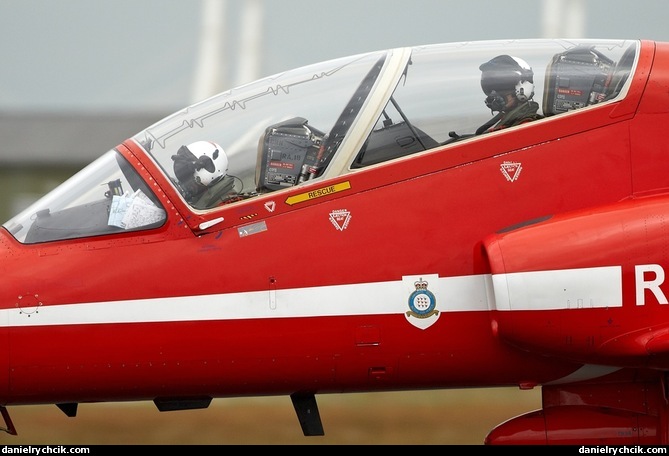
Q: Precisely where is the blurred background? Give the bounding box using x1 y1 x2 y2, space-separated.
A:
0 0 668 445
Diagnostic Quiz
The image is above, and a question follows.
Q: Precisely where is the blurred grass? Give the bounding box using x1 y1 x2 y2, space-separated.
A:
1 387 541 445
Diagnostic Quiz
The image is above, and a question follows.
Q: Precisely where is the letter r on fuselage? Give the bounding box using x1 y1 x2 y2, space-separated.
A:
635 264 668 305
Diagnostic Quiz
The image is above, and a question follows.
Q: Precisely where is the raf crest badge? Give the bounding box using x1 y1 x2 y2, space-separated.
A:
405 277 440 330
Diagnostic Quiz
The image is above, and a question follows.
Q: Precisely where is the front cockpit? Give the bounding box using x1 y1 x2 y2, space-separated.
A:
3 150 167 243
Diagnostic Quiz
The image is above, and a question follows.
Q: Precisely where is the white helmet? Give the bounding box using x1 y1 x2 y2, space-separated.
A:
187 141 229 186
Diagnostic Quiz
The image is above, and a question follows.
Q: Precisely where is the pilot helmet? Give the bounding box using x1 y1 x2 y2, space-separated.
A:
479 54 535 102
187 140 229 187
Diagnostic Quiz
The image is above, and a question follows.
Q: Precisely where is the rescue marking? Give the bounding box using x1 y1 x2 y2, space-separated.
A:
285 181 351 205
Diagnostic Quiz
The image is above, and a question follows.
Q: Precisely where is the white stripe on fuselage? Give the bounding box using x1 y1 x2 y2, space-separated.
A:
1 266 624 327
3 274 490 327
492 266 623 311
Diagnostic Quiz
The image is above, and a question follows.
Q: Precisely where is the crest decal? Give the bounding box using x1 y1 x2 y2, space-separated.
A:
404 275 440 330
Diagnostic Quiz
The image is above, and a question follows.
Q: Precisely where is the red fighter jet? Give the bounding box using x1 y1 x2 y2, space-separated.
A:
1 38 667 445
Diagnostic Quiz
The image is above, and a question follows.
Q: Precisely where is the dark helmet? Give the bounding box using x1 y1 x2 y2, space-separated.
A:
479 55 535 102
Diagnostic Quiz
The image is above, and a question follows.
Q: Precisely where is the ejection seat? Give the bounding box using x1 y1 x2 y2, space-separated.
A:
542 42 637 117
543 45 616 116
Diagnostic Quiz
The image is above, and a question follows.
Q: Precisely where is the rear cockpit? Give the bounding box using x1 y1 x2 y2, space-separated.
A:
133 38 637 212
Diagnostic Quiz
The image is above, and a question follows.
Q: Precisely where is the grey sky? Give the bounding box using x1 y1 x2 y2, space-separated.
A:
1 0 668 113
